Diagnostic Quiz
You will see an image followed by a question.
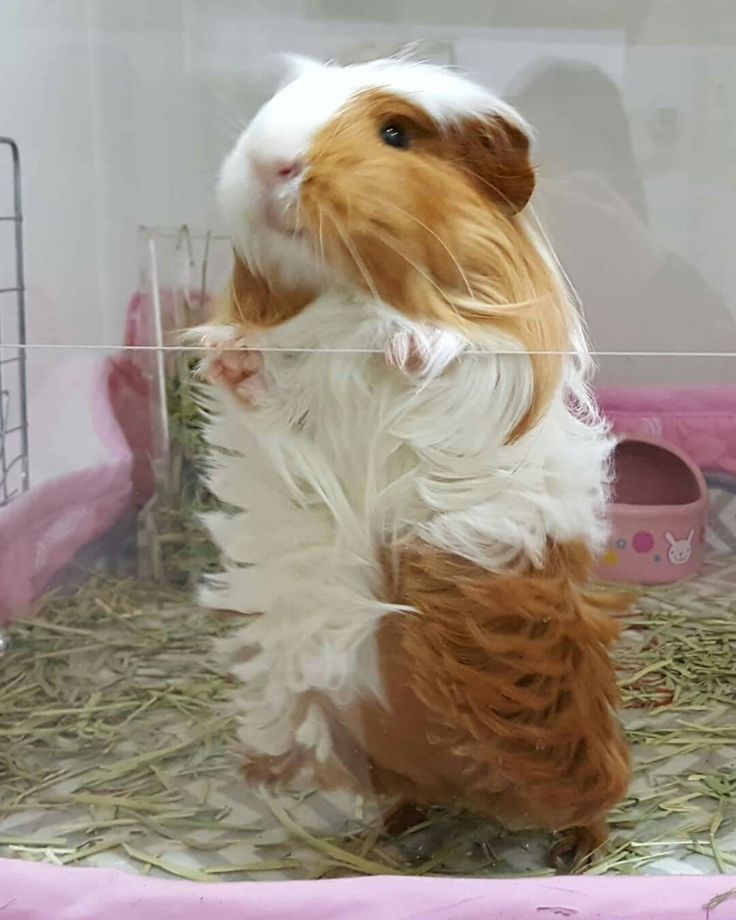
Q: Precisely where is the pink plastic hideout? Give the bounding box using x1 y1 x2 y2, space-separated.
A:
596 433 708 585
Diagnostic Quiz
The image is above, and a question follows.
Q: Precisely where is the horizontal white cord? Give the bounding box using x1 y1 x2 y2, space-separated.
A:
1 343 735 358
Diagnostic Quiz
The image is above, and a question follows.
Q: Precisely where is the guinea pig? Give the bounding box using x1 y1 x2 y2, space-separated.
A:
197 55 631 868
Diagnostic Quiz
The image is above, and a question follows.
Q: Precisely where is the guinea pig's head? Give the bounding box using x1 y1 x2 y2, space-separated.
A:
217 57 554 323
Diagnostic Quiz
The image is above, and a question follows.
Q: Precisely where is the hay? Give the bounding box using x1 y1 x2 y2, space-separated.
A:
143 354 219 589
0 575 238 875
596 590 736 875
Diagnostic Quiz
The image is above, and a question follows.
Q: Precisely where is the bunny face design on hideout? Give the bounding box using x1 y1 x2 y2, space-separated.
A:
665 530 695 565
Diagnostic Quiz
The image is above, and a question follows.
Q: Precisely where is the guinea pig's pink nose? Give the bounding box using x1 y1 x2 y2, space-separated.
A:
276 160 302 180
252 155 303 184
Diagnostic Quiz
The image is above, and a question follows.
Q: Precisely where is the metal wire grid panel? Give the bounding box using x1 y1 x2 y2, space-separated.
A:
0 137 29 507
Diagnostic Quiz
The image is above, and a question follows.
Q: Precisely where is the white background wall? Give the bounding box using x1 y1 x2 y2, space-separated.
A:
1 0 735 360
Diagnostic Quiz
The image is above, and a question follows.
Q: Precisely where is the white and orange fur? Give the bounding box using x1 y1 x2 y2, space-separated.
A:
197 56 630 865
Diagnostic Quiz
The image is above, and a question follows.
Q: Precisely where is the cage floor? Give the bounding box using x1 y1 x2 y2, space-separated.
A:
1 556 735 881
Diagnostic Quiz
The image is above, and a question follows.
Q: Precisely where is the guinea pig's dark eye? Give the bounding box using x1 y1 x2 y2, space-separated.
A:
380 121 411 149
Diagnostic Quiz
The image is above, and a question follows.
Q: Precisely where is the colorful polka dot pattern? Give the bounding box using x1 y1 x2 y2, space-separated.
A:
601 525 704 575
632 531 654 553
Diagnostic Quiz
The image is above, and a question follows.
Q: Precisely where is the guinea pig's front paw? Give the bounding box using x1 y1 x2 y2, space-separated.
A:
385 327 464 380
194 326 268 407
207 347 267 407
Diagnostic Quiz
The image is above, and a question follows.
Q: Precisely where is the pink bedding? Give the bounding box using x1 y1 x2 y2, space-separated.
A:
598 386 736 476
0 859 733 919
0 354 133 624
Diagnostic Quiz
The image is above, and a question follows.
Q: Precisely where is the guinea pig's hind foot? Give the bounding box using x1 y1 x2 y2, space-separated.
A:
548 820 608 873
380 801 429 836
241 746 307 788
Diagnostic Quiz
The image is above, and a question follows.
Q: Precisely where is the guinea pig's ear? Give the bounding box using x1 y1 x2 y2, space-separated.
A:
451 113 535 215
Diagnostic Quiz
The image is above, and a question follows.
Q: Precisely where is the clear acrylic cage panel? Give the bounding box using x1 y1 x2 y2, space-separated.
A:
596 352 736 388
2 0 736 882
0 341 734 881
124 4 736 359
506 57 736 359
137 226 232 331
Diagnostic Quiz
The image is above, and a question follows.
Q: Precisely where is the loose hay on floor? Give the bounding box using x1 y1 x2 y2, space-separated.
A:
1 560 735 880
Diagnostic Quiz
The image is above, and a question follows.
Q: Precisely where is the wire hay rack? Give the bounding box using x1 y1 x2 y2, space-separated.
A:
133 225 230 583
0 137 29 508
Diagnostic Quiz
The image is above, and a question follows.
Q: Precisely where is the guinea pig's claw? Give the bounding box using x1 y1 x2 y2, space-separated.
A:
548 821 608 873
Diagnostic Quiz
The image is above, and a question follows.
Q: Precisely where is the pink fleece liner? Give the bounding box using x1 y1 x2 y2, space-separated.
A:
0 356 133 624
1 860 734 919
597 386 736 476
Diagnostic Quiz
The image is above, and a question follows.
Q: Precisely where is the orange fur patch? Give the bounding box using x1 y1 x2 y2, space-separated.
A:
238 539 631 860
214 251 315 330
350 541 631 844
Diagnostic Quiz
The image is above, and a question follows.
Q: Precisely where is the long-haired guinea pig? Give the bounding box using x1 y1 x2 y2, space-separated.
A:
197 55 631 867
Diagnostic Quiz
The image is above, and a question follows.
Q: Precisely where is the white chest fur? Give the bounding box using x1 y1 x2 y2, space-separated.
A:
201 293 612 764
